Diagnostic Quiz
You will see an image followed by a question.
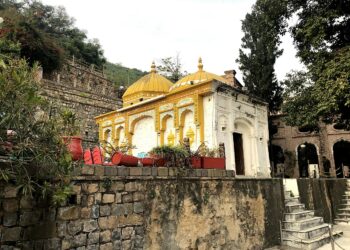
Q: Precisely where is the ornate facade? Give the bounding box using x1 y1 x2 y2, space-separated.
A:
95 58 271 177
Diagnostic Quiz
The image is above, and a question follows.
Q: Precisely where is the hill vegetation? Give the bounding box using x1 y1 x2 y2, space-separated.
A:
104 62 147 88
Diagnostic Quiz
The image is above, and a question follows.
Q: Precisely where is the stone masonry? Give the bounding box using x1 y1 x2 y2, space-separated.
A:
39 59 122 148
0 166 285 249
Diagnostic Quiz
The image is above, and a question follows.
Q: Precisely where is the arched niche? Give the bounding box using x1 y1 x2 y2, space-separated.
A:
115 126 125 147
161 115 175 146
179 109 195 148
130 116 157 156
333 140 350 178
233 118 254 176
297 142 318 178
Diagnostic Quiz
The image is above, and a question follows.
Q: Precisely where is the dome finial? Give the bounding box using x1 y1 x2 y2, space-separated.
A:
151 61 156 73
198 57 203 71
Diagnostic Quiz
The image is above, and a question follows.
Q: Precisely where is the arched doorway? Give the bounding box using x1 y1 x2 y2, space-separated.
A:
333 140 350 178
132 117 157 156
297 143 318 177
233 119 253 176
269 144 285 177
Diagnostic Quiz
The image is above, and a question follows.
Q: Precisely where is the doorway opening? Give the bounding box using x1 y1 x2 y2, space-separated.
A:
234 132 245 175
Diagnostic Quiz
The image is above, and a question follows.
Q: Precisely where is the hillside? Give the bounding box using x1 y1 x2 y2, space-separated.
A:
104 62 147 88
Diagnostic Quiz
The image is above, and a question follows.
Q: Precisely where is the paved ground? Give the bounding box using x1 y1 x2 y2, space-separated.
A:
318 224 350 250
265 225 350 250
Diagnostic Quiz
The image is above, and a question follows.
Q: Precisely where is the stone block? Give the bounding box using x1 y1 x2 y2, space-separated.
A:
122 227 134 240
158 167 168 176
115 193 122 203
117 167 130 176
87 232 99 244
43 208 56 221
62 238 72 250
67 221 82 235
102 194 115 204
112 229 121 241
86 244 99 250
73 166 82 176
98 216 117 230
122 239 132 250
105 167 117 176
122 193 133 203
142 167 152 176
57 222 67 237
168 168 178 176
73 233 87 247
1 227 21 242
129 167 142 176
95 165 105 176
111 182 124 191
201 169 208 177
81 165 95 175
151 167 158 176
125 203 133 215
57 206 80 220
113 240 122 249
133 192 145 202
91 205 99 219
195 169 202 177
4 186 18 198
76 246 86 250
72 185 82 194
83 219 98 232
3 213 17 227
135 226 144 236
100 205 111 216
3 199 18 212
226 170 235 177
95 193 102 204
81 207 92 219
100 243 113 250
134 202 144 214
19 211 40 226
82 183 99 194
100 230 111 243
86 195 95 206
20 196 35 209
43 238 61 250
111 204 126 216
125 182 137 192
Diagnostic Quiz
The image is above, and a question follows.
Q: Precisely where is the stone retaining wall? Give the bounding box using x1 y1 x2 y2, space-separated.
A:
0 166 285 249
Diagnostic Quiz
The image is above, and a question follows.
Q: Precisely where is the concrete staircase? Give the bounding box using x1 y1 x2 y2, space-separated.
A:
281 190 342 249
335 180 350 225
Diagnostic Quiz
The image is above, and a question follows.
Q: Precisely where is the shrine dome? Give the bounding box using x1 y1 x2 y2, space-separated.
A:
122 62 173 107
169 57 229 93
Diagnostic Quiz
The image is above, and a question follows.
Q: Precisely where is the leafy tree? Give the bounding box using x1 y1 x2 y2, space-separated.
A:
0 57 74 200
157 54 187 82
282 0 350 129
237 0 289 113
104 62 147 88
0 0 106 72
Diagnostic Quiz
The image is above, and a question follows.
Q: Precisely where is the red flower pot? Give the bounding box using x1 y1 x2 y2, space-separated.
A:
140 157 155 166
191 156 202 168
201 157 225 169
62 136 83 161
111 152 138 166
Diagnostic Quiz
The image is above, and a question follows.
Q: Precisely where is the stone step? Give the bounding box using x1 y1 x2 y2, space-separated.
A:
283 217 324 230
341 199 350 205
334 218 350 225
284 210 315 222
337 213 350 219
344 191 350 195
338 208 350 213
285 197 300 205
282 230 342 250
342 194 350 199
285 204 305 213
282 224 329 240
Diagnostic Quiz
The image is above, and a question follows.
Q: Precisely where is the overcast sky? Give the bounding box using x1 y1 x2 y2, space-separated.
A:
41 0 304 81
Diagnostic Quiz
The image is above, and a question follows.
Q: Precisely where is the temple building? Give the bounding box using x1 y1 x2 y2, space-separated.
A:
95 58 271 177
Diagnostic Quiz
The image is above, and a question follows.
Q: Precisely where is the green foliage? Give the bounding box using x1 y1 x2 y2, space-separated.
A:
0 0 106 72
104 62 147 88
156 55 187 82
0 58 74 201
59 109 80 136
237 0 289 113
149 145 189 167
283 1 350 129
51 184 74 206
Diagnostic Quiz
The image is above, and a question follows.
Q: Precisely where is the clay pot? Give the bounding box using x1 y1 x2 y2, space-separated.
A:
191 156 202 169
111 152 138 166
201 157 225 169
62 136 83 161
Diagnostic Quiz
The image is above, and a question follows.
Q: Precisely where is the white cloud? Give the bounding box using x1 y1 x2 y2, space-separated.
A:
41 0 304 82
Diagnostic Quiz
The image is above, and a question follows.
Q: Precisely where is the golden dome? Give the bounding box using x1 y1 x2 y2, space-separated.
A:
169 57 229 93
122 62 173 107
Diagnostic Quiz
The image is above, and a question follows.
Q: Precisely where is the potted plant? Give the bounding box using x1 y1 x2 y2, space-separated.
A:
60 109 83 161
149 145 189 167
196 143 226 169
103 141 138 166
